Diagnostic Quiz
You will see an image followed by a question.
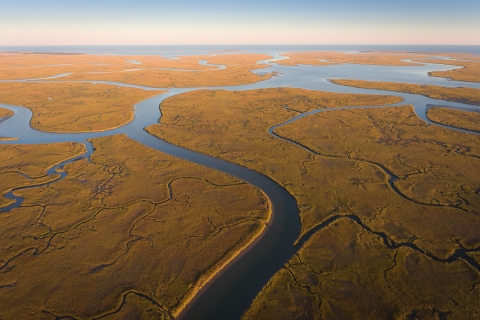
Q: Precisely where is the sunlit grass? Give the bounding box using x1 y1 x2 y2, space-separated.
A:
0 82 164 132
0 135 269 318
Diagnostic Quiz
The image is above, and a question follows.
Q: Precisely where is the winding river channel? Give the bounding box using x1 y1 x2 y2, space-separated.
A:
0 53 479 319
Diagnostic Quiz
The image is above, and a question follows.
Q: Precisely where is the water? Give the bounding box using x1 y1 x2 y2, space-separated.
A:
1 45 480 56
0 49 479 319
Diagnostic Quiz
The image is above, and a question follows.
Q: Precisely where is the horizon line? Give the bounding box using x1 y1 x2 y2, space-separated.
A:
1 44 480 47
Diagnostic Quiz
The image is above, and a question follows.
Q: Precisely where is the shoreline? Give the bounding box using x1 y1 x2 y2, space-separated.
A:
173 192 273 318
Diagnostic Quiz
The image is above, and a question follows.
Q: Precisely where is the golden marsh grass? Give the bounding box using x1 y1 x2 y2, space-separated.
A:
275 51 430 67
0 82 164 132
0 142 85 207
427 107 480 132
0 53 275 87
147 88 480 319
423 59 480 83
0 135 269 318
332 79 480 106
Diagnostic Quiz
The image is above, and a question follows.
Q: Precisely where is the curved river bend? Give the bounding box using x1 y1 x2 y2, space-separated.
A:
0 56 479 319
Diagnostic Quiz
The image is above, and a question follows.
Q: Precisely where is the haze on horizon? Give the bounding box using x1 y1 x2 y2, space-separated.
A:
1 0 479 46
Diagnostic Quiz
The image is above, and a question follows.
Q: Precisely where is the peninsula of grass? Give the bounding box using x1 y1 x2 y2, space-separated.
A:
427 106 480 132
146 88 480 318
332 78 480 106
275 51 431 67
0 135 269 319
0 107 13 118
420 58 480 83
0 82 164 132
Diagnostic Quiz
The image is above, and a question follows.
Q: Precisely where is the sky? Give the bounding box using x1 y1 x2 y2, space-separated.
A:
1 0 479 45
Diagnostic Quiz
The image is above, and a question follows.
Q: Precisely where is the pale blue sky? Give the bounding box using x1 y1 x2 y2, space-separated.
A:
1 0 479 45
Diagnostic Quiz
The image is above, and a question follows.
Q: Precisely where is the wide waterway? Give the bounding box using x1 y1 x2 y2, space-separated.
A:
0 53 479 319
